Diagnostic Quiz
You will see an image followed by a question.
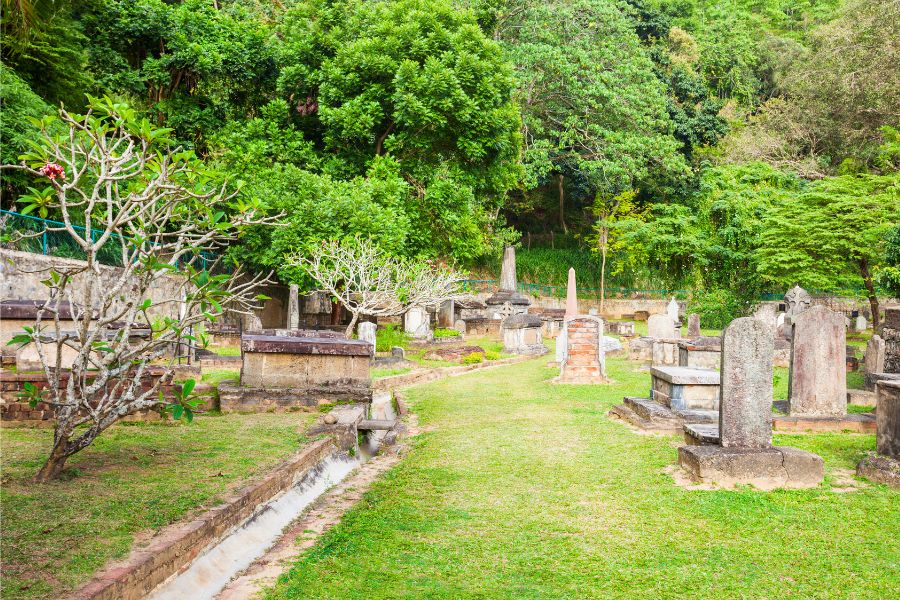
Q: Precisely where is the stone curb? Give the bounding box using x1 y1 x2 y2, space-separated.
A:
373 354 535 391
68 438 337 600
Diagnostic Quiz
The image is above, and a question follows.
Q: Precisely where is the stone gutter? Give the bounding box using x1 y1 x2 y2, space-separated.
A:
70 438 337 600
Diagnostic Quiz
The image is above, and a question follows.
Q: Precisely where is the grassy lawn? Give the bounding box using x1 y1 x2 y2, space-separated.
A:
371 367 413 379
406 336 511 368
267 355 897 599
1 412 318 599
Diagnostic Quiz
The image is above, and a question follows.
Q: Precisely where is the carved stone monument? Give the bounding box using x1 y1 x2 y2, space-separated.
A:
502 314 547 356
782 285 812 339
358 321 377 349
288 284 300 330
556 268 579 364
667 297 680 326
647 314 676 339
864 335 886 390
404 306 431 339
486 246 531 319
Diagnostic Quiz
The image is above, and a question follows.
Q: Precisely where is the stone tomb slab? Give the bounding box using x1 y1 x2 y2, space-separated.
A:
608 396 716 434
788 305 847 418
650 366 720 411
678 445 824 490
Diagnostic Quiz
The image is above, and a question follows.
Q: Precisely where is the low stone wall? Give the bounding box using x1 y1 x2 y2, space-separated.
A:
1 370 176 427
71 438 337 600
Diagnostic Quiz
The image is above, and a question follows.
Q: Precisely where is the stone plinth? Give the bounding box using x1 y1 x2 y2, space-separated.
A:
788 305 846 418
677 338 721 370
650 366 720 411
502 314 547 355
226 333 372 411
559 316 605 383
651 339 680 365
678 445 824 490
648 314 676 339
606 321 635 336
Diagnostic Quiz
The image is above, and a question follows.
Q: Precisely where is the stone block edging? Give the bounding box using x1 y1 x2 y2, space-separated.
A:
70 438 337 600
373 354 534 391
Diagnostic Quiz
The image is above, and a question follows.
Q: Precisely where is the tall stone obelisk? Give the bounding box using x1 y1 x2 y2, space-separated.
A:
486 245 531 319
557 268 577 364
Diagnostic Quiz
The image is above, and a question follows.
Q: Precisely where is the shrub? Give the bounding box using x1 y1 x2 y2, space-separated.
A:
375 325 409 352
484 350 501 361
688 288 746 329
461 352 484 364
433 327 461 338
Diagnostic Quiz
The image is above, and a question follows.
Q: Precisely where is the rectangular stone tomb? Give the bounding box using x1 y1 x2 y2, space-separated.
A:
677 338 721 370
219 334 373 412
609 396 717 434
502 314 547 356
460 317 501 337
650 366 720 411
651 339 680 365
856 381 900 489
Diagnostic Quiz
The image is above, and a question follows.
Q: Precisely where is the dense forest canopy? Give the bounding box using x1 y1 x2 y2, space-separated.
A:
1 0 898 318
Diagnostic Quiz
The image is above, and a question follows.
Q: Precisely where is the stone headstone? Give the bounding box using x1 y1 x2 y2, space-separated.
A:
391 346 406 360
565 268 577 318
602 336 623 353
855 315 867 332
358 321 377 349
559 316 605 383
775 313 786 338
437 299 455 328
865 335 886 375
555 327 568 364
719 317 774 448
687 313 701 338
788 305 847 418
404 306 430 339
647 314 676 339
288 284 300 329
245 313 263 332
876 381 900 459
667 297 680 325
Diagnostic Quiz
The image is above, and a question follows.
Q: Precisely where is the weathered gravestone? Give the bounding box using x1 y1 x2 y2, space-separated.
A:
667 298 680 325
856 380 900 488
287 284 300 330
678 317 824 488
404 306 431 339
883 307 900 374
358 321 377 349
855 315 867 332
865 335 886 390
559 316 605 383
486 246 530 319
647 314 676 339
437 299 455 328
788 305 846 418
687 314 701 338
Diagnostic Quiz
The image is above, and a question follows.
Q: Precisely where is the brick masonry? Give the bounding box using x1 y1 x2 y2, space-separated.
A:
559 317 606 383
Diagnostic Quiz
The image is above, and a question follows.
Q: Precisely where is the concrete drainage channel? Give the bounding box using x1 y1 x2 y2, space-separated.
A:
74 392 402 600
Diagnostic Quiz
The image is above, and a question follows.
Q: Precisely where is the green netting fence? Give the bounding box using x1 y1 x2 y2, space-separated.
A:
0 210 223 270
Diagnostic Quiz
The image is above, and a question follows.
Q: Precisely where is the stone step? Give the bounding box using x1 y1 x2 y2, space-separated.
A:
683 423 720 445
674 409 718 424
623 396 675 422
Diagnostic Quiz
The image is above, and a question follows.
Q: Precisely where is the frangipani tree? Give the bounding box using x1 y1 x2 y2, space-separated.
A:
3 96 277 482
291 237 463 337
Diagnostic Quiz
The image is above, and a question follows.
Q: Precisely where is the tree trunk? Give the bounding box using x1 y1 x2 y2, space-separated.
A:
860 258 880 332
557 173 568 234
34 437 71 482
345 312 359 339
600 228 608 314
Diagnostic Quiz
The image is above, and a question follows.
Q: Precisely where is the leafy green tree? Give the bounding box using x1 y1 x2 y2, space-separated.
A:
756 173 899 329
497 0 687 231
876 223 900 300
0 65 54 201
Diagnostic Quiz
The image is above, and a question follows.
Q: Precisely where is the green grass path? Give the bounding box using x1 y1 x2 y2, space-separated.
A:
269 356 898 599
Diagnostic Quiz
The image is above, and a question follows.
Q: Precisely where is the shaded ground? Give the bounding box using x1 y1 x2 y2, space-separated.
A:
267 356 898 599
1 412 318 599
